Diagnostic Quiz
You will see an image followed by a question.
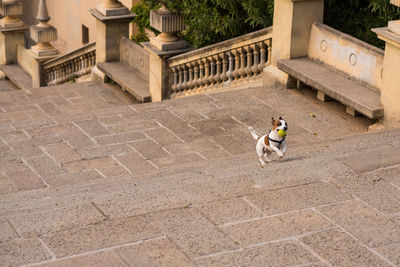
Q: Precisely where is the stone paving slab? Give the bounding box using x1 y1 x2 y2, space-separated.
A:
300 229 391 266
317 200 400 248
196 241 319 266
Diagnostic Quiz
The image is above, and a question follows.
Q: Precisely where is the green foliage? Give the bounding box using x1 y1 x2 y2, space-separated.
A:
131 0 400 49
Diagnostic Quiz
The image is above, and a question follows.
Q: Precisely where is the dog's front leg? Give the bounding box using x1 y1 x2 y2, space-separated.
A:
270 145 284 158
281 142 287 157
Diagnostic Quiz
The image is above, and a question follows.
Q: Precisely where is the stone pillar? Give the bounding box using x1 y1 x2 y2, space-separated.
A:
143 6 191 102
29 0 58 87
90 0 135 63
372 0 400 128
0 0 28 65
264 0 324 87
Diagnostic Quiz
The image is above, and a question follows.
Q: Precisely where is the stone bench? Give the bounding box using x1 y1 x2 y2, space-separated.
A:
276 22 384 120
97 61 151 103
0 64 32 89
278 58 383 119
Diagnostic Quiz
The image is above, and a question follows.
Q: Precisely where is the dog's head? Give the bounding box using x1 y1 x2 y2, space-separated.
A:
271 117 288 132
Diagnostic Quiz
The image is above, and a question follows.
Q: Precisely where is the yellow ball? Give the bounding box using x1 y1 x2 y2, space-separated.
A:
278 130 286 137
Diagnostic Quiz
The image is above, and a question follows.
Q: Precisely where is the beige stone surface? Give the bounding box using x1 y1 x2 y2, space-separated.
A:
247 182 352 216
318 200 400 248
196 197 263 225
146 208 239 258
301 229 391 266
0 218 18 243
41 216 161 258
38 250 128 267
116 238 195 266
196 241 318 266
221 210 332 247
0 237 53 266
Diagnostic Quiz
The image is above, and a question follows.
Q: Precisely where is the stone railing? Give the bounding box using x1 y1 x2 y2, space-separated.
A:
167 27 272 98
42 42 96 86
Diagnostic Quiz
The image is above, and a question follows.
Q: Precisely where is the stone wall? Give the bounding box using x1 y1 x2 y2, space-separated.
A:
120 37 149 79
308 22 384 90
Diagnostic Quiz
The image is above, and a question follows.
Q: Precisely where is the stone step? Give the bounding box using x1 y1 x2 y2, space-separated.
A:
97 61 151 103
0 79 19 92
277 57 383 119
0 64 32 90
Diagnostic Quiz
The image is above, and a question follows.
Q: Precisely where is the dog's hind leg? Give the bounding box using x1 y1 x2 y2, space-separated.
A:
256 141 267 167
264 149 272 163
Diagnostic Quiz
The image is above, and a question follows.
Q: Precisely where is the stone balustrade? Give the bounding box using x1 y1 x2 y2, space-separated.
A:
167 27 272 98
42 42 96 85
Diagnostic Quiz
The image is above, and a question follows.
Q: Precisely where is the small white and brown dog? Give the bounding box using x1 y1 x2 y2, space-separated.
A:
248 117 288 167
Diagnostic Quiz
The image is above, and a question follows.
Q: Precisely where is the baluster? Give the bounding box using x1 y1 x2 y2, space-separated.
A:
203 58 210 87
171 66 178 94
187 62 194 90
198 59 205 88
220 52 228 82
251 43 261 75
258 41 267 72
182 64 188 91
232 49 241 80
266 39 272 66
192 61 199 89
177 65 184 93
91 51 96 66
245 46 253 77
226 51 234 82
214 54 222 84
238 48 247 79
208 57 216 85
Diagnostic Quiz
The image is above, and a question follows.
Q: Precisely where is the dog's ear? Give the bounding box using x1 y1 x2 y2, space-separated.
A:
279 116 283 120
271 117 275 126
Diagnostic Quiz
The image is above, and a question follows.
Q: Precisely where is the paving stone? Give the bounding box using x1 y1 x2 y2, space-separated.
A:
376 242 400 266
113 152 156 174
8 203 104 238
130 140 169 159
300 229 391 266
0 173 16 195
10 136 62 158
116 237 195 266
1 130 31 144
95 131 147 145
42 143 82 164
196 241 318 266
0 158 26 172
169 105 208 122
339 147 400 173
391 215 400 225
333 172 400 214
370 165 400 188
97 165 129 178
94 174 260 218
107 120 159 133
74 118 110 137
221 210 332 247
96 115 126 126
77 144 134 159
150 153 205 169
43 170 104 187
38 102 63 116
63 157 119 173
38 250 128 267
247 182 352 216
0 217 18 243
318 200 400 248
41 216 161 258
146 208 239 258
7 169 47 191
24 154 64 177
144 127 183 146
0 237 53 266
195 197 263 225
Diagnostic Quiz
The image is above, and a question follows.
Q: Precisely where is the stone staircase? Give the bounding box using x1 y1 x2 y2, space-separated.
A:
1 81 400 266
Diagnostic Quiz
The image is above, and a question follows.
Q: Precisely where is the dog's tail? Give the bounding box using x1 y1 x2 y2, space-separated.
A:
248 127 259 141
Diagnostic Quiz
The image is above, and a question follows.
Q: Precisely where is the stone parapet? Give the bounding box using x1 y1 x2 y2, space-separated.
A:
0 0 23 29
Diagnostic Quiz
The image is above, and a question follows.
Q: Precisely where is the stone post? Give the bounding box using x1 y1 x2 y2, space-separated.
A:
29 0 58 87
143 6 191 102
90 0 135 63
0 0 28 65
372 0 400 128
263 0 324 87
